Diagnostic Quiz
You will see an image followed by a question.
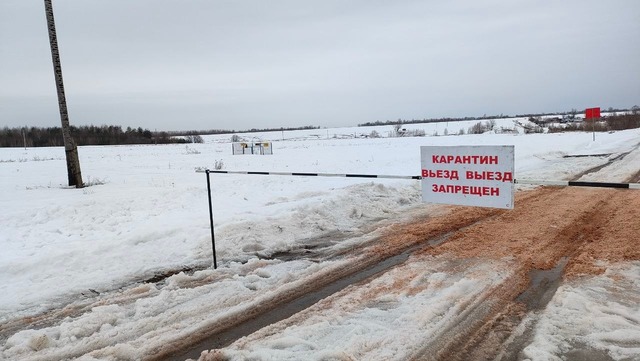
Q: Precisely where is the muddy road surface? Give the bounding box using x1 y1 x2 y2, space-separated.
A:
197 186 639 361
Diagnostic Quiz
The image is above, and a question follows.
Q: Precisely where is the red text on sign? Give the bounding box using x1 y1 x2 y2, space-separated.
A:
421 169 460 180
431 184 500 197
432 155 498 165
465 171 513 182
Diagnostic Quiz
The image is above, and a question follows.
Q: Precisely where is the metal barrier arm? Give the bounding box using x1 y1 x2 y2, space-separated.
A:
514 179 639 189
197 169 640 188
197 169 421 180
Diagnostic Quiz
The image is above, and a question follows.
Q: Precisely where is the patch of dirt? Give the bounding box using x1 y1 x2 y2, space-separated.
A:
416 187 635 274
361 192 555 258
565 189 640 277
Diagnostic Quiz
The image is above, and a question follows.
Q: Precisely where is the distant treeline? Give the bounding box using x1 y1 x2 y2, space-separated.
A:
0 125 196 148
0 124 321 148
358 115 511 127
547 112 640 133
169 125 320 136
358 107 635 127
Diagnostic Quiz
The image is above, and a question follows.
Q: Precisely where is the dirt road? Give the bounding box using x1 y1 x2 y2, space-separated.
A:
412 186 639 360
199 186 639 360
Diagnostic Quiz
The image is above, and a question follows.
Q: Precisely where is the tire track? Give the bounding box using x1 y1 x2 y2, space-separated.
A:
158 204 506 360
572 142 640 182
407 187 639 361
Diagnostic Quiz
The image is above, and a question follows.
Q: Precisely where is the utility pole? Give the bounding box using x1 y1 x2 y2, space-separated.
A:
44 0 83 187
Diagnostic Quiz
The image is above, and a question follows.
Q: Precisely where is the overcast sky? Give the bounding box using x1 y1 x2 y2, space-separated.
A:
1 1 638 131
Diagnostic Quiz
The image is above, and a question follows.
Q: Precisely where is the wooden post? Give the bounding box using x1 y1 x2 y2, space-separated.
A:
44 0 83 187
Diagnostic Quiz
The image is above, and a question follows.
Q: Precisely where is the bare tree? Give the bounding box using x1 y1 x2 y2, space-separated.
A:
44 0 83 187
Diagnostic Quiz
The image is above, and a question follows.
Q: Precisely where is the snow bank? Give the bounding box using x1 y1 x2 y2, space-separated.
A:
522 262 640 360
1 258 345 360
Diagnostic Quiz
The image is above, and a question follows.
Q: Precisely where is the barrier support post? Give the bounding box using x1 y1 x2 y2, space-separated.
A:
205 170 217 269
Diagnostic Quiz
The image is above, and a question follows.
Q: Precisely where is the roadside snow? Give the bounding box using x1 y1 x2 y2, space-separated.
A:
522 262 640 361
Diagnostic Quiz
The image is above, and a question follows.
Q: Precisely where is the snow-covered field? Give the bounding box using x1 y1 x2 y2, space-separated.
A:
1 119 639 360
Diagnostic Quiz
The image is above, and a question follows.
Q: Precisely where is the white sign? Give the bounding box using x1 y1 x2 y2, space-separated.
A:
420 146 514 209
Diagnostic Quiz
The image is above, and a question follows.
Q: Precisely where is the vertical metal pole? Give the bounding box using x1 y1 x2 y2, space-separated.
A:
205 170 217 269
